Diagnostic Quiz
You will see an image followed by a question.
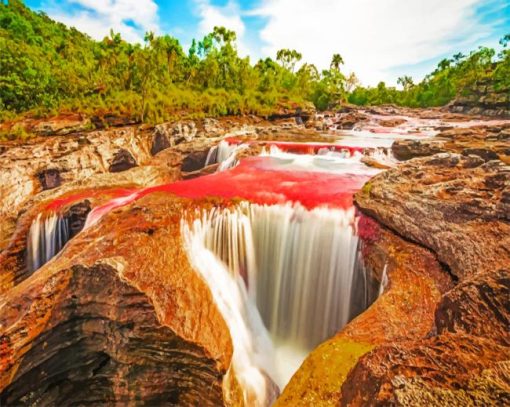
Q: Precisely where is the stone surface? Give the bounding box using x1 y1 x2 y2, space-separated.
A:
448 80 510 117
0 194 247 405
392 123 510 163
435 268 510 346
355 153 510 280
339 265 510 406
109 148 138 172
340 334 510 406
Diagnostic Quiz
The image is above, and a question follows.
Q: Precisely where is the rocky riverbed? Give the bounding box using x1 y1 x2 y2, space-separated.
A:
0 106 508 405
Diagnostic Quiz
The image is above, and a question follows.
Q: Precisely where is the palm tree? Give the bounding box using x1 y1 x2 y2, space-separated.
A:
330 54 344 71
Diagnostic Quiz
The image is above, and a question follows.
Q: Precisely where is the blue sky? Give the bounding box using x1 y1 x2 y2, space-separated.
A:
25 0 510 86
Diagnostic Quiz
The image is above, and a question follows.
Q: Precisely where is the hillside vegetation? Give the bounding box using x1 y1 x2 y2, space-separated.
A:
0 0 509 125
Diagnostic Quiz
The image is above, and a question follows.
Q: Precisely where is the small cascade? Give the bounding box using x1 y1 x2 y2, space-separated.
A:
182 216 277 406
205 140 248 171
201 207 257 294
378 263 389 296
348 241 386 321
27 213 70 272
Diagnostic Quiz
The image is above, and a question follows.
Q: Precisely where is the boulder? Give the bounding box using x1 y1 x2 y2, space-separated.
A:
0 194 247 405
109 149 137 172
355 154 510 280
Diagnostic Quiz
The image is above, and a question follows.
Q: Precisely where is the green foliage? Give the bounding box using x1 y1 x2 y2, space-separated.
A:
0 1 507 125
348 42 509 107
0 2 349 122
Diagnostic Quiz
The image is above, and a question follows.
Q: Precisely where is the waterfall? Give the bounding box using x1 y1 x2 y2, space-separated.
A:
378 263 389 296
186 202 370 386
27 213 70 272
205 140 248 171
182 215 277 406
247 203 359 348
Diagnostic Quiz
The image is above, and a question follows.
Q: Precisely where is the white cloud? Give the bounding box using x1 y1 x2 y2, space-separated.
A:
47 0 160 43
194 0 252 57
252 0 500 85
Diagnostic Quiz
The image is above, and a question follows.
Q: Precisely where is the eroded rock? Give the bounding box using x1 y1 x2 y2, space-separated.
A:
0 194 247 405
355 153 510 280
109 149 137 172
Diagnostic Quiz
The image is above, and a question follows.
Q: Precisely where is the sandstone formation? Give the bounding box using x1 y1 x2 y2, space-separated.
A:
448 80 510 118
336 150 510 406
2 107 509 406
0 193 255 405
393 123 510 163
356 154 510 279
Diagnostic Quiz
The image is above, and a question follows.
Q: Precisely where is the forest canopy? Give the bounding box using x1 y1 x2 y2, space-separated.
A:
0 0 509 123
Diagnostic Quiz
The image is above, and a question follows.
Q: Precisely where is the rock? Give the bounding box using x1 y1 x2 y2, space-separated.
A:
37 168 62 190
435 268 510 346
0 194 249 405
154 121 198 145
109 149 137 172
91 114 138 129
462 147 499 161
392 124 510 162
339 265 510 405
31 114 92 136
378 118 406 127
181 149 210 172
268 102 316 122
334 112 368 129
0 166 179 294
150 131 171 155
448 79 510 118
340 334 510 406
355 153 510 280
392 139 446 160
63 200 92 238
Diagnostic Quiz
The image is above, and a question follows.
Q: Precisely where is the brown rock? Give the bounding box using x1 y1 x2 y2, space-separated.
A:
355 154 510 280
435 268 510 346
0 194 246 405
37 168 62 190
378 118 406 127
392 124 510 162
334 112 368 130
340 334 510 406
392 139 446 160
109 149 137 172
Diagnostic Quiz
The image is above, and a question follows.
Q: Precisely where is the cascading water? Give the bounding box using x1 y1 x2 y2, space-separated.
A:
205 140 248 171
182 215 277 406
27 212 70 272
186 202 372 387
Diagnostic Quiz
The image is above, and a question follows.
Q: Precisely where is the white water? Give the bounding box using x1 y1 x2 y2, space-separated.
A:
27 212 70 272
205 140 248 171
185 202 365 388
259 146 382 176
182 216 276 406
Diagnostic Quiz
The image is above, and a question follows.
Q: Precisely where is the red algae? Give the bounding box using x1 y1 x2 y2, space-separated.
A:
45 188 137 211
86 156 373 226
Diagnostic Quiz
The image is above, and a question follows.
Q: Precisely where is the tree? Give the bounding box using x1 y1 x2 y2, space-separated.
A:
345 72 359 93
397 75 414 91
276 49 302 72
330 54 344 71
